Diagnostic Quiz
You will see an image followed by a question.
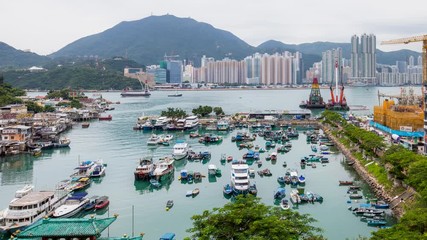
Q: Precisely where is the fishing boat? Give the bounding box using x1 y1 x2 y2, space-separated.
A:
290 189 301 204
53 137 71 148
192 188 200 196
0 190 68 233
94 196 109 209
290 170 299 186
172 141 189 160
166 200 174 210
298 175 306 185
71 160 96 178
98 114 112 121
367 219 387 227
274 188 286 199
339 180 354 186
227 155 233 161
223 184 233 195
67 177 92 192
53 192 89 218
152 157 175 180
280 199 291 210
349 194 363 199
134 157 155 180
311 145 317 152
208 164 218 176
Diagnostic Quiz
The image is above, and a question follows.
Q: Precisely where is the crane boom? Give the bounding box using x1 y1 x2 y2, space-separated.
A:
380 35 427 45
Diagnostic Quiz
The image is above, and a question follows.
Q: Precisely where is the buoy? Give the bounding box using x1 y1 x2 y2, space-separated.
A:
166 208 169 211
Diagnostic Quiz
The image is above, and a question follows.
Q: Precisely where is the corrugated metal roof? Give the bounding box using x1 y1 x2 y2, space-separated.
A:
16 217 116 238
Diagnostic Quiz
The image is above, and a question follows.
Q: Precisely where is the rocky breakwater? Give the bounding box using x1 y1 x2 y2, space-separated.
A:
320 123 407 218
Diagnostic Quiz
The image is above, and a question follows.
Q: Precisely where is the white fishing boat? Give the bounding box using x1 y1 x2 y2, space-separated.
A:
152 157 175 180
0 190 68 233
70 160 96 178
172 141 189 160
134 157 155 180
53 192 89 218
208 164 218 176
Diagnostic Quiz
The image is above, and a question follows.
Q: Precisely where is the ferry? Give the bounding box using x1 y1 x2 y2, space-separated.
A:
230 160 250 195
184 116 199 130
172 141 189 160
0 190 68 234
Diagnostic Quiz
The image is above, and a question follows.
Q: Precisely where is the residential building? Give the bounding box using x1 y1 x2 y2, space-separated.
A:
1 125 32 142
350 34 377 85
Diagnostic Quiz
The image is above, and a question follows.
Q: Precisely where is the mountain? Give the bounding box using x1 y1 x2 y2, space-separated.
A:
3 58 144 90
51 15 255 66
0 42 50 68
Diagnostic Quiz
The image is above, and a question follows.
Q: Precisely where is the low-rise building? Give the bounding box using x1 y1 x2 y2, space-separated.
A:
1 125 32 142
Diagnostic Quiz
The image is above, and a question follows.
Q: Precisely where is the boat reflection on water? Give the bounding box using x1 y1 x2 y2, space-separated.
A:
0 155 34 185
133 174 174 194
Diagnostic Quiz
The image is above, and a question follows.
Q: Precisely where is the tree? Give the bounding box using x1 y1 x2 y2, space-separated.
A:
186 195 324 240
192 105 213 117
213 106 225 116
70 99 83 109
161 107 187 119
25 101 44 113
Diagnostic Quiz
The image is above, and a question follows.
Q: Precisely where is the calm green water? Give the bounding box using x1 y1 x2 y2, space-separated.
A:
0 87 407 239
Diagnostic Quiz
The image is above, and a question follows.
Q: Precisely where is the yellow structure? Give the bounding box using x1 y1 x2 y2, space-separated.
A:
374 99 423 132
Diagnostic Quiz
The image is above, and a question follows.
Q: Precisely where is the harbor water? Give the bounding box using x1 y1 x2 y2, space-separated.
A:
0 87 408 239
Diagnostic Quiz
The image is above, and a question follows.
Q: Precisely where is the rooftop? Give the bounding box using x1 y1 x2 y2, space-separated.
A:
9 191 55 207
16 217 117 238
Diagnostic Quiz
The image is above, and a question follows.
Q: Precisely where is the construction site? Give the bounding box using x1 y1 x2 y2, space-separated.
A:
373 88 423 132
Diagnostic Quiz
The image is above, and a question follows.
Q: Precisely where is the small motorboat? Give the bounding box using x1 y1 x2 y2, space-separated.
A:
280 199 290 210
83 196 99 211
227 156 233 161
82 122 90 128
192 188 200 196
298 175 306 185
282 162 287 168
99 114 112 121
339 180 354 186
166 200 174 210
95 196 109 209
223 184 233 195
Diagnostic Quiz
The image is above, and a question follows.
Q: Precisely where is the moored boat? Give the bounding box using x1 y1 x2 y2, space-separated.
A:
94 196 109 209
223 184 233 195
339 180 354 186
280 199 291 210
0 190 68 233
274 187 286 199
152 157 175 180
166 200 174 210
172 141 189 160
53 137 71 148
134 157 155 180
53 192 89 218
90 160 106 178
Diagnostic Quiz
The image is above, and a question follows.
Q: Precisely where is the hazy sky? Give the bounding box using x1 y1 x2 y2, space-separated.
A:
1 0 426 55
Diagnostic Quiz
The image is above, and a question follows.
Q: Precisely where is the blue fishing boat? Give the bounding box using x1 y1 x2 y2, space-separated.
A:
180 169 188 180
223 184 233 195
274 187 286 199
298 175 306 185
367 219 387 227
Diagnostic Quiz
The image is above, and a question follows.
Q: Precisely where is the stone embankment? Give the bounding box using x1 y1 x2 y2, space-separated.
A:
319 123 411 218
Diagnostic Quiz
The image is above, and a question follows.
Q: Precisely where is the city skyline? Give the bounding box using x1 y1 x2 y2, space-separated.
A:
1 0 426 55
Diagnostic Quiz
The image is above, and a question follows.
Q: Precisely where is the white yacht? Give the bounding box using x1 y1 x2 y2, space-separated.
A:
230 160 250 194
184 116 199 130
153 116 169 130
53 192 89 218
10 185 34 203
0 190 68 233
70 160 97 178
147 134 162 146
172 142 189 160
